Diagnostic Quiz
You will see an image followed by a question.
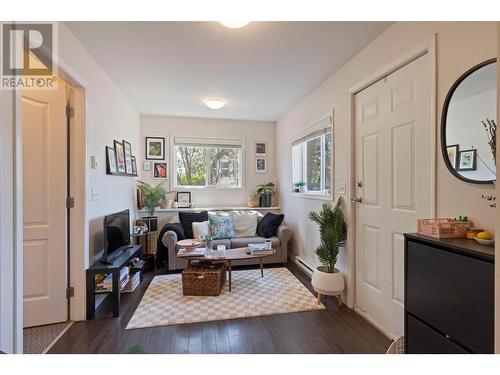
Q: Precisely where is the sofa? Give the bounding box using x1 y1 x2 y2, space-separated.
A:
157 210 292 271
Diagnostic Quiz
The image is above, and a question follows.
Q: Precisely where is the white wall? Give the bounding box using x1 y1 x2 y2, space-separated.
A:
277 22 497 307
139 115 276 212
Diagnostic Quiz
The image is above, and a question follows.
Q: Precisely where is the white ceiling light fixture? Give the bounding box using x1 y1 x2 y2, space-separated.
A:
205 98 225 109
219 21 250 29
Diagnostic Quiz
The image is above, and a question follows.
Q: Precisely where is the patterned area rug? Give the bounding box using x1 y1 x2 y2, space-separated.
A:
126 267 324 329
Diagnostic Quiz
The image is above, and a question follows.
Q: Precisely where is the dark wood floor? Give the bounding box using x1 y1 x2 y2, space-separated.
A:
49 263 391 354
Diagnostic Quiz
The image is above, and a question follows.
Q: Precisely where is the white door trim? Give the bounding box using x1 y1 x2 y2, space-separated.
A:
345 36 437 314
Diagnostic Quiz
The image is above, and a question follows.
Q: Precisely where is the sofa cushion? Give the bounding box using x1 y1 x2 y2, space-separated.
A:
209 213 235 239
256 213 284 238
231 211 259 237
178 211 208 239
192 221 209 240
230 236 280 249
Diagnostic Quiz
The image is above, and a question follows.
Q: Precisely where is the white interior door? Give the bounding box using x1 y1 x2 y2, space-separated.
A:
354 54 433 338
23 84 68 327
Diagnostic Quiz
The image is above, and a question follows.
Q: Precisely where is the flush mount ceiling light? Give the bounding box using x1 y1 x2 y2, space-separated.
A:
219 21 250 29
205 98 225 109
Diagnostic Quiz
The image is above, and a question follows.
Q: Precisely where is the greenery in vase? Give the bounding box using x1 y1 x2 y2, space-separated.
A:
137 180 167 217
308 197 347 273
482 118 496 165
294 181 306 188
256 182 275 197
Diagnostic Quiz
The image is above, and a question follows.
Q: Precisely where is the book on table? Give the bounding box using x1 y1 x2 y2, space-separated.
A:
177 247 206 257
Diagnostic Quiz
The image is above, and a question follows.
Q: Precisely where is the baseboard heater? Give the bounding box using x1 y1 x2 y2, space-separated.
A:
294 256 314 277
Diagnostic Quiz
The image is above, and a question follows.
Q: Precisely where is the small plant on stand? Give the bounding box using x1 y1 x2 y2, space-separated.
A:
137 180 167 232
294 181 306 193
309 197 347 305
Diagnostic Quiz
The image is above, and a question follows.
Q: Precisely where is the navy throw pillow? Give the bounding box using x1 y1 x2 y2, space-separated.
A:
178 211 208 239
257 213 284 238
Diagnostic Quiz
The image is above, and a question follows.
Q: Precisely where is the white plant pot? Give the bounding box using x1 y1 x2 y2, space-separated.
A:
311 266 345 296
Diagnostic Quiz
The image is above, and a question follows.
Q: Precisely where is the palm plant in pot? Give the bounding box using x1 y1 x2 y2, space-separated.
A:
309 197 347 305
137 180 167 232
256 182 275 207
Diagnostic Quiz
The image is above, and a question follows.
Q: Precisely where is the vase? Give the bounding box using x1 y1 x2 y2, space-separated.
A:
311 266 345 305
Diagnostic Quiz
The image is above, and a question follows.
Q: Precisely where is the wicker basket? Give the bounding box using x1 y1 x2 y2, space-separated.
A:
417 218 472 239
182 263 227 296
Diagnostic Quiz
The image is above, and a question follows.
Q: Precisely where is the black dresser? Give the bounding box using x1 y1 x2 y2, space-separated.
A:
404 233 494 354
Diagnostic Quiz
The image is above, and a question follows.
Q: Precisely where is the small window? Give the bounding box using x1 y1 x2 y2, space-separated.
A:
174 138 242 189
291 116 332 196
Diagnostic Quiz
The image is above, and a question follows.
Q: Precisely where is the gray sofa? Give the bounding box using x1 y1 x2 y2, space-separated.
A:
163 216 292 271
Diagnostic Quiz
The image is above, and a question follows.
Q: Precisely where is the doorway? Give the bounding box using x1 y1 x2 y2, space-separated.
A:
353 51 434 338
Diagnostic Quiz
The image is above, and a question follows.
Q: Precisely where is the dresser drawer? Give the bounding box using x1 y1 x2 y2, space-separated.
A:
407 314 468 354
406 240 494 353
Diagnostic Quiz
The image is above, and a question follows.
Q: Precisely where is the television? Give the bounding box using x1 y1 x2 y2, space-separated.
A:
102 209 130 264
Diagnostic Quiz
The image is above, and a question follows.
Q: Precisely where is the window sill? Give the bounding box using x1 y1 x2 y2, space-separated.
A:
289 192 333 201
173 186 243 192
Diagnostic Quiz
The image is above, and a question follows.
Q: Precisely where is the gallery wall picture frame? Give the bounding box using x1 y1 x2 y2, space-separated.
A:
446 144 459 170
255 157 267 174
255 141 267 156
457 149 477 171
153 162 167 179
123 140 133 174
145 137 165 160
131 156 138 175
114 140 126 173
106 146 118 174
143 161 152 171
177 191 191 208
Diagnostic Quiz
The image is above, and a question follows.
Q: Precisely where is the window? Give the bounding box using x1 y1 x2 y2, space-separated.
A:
173 137 242 189
292 116 332 196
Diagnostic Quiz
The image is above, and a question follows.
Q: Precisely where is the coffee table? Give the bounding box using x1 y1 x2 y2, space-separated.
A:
177 247 275 292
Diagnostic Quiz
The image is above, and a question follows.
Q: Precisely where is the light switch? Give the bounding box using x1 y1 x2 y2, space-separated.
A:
91 187 99 201
91 156 99 169
338 182 346 195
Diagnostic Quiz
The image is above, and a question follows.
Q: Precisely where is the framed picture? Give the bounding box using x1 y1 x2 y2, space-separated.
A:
145 137 165 160
255 141 267 156
143 161 152 171
153 162 167 179
256 157 267 174
114 140 126 173
106 146 118 174
123 140 133 174
177 192 191 208
131 156 137 175
457 149 477 171
446 144 459 169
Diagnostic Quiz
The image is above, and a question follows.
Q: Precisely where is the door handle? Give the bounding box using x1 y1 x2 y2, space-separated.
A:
351 197 362 203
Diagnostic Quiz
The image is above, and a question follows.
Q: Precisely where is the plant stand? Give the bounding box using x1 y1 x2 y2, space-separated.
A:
316 292 342 306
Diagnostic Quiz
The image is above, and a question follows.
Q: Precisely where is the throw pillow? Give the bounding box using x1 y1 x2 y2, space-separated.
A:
256 213 284 238
192 221 210 240
178 211 209 239
231 211 259 237
209 213 235 239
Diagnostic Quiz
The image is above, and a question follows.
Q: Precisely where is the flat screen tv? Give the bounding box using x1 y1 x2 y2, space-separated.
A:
102 209 130 263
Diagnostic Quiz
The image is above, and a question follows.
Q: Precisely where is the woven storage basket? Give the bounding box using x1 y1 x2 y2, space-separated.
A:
417 218 472 239
182 263 227 296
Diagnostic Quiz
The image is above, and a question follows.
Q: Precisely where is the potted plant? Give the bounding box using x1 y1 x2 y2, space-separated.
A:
309 197 347 305
247 193 260 208
137 180 167 232
256 182 275 207
294 181 306 193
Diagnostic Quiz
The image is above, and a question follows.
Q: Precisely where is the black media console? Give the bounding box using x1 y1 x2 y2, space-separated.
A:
86 244 144 319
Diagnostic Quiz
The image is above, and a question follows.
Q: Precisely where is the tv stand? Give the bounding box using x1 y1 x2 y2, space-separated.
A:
86 244 144 319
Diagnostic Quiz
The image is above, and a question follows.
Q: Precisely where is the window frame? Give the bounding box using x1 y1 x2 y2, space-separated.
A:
290 114 333 200
171 136 244 191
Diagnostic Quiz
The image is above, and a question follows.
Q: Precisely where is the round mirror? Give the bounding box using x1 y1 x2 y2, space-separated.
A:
441 59 497 184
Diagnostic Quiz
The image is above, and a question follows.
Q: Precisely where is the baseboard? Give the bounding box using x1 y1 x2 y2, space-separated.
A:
354 306 395 340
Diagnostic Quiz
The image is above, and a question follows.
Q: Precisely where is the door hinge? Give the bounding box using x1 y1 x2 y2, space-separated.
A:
66 286 75 299
66 196 75 208
66 105 75 118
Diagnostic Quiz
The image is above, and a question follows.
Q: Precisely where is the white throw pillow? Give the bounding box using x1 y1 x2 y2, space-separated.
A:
192 221 210 240
231 211 259 237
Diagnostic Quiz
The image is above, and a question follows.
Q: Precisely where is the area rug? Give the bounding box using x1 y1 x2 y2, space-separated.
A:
126 267 324 329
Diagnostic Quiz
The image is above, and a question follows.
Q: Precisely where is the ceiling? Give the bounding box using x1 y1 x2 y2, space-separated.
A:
66 21 392 121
